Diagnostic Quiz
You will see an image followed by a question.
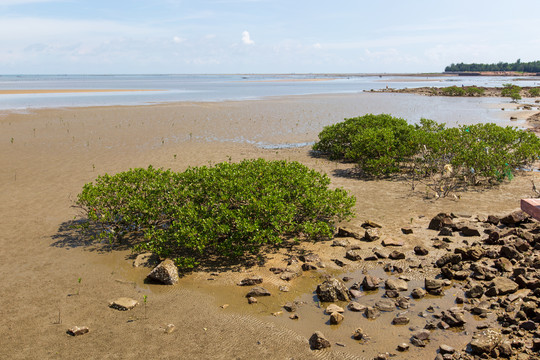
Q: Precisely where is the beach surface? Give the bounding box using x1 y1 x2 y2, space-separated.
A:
1 93 538 359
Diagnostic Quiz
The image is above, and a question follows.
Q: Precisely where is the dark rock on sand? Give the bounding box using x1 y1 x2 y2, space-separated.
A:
309 331 331 350
316 278 350 302
246 286 271 297
147 259 179 285
238 276 263 286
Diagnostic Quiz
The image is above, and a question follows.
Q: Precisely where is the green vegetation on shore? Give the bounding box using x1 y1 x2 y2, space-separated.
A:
76 159 355 269
445 59 540 73
313 114 540 196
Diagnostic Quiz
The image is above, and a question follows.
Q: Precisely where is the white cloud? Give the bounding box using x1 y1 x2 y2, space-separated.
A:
173 36 185 43
313 43 322 49
241 30 254 45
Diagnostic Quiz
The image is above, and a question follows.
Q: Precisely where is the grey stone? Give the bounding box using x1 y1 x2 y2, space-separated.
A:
109 297 138 311
425 278 445 295
385 278 408 291
316 278 350 302
439 344 455 354
325 304 344 314
375 298 395 312
392 315 409 325
147 259 179 285
309 331 331 350
246 286 271 297
411 287 426 299
364 306 381 319
364 227 381 242
347 301 366 312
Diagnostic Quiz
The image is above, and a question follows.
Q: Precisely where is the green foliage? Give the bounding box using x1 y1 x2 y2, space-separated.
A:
314 114 540 196
77 159 355 269
445 59 540 73
501 83 522 102
312 114 419 176
529 87 540 97
439 86 485 97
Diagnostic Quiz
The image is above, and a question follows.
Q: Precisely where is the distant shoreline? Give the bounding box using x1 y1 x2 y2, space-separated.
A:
0 89 160 95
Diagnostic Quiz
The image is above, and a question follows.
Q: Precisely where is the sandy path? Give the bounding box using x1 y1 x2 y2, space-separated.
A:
0 93 537 359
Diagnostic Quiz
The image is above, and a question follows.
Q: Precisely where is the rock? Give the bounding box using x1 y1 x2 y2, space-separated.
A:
466 284 485 298
395 297 410 309
487 277 519 296
109 297 138 311
397 343 409 351
280 271 299 281
519 320 537 331
246 286 271 297
238 276 263 286
374 250 387 259
67 326 89 336
401 227 413 235
392 315 409 325
247 297 258 304
345 249 363 261
498 342 513 358
361 275 380 291
316 278 350 302
302 263 317 271
364 255 378 261
289 313 299 320
414 245 429 256
325 304 344 314
469 329 502 355
352 327 365 340
411 329 430 347
374 353 389 360
385 278 408 291
438 227 453 236
461 225 481 237
487 215 500 225
442 308 466 327
500 245 522 260
388 250 405 260
425 278 445 295
435 253 461 268
375 299 395 312
439 344 455 354
349 289 363 299
500 210 529 226
329 312 344 325
364 227 381 242
364 306 381 319
309 331 331 350
133 252 159 268
411 287 426 299
279 285 289 292
428 213 453 230
347 302 366 312
332 239 350 247
382 238 403 247
300 253 320 263
283 302 296 312
362 220 382 228
385 289 399 298
337 226 363 239
495 258 513 272
147 259 179 285
164 323 176 334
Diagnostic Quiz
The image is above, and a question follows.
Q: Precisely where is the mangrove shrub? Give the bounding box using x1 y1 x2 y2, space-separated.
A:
77 159 355 269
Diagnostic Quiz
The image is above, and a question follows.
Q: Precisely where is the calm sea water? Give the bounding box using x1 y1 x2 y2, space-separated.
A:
0 74 539 111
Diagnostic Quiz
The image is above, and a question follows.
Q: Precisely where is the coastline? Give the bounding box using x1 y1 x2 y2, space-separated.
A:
1 93 539 359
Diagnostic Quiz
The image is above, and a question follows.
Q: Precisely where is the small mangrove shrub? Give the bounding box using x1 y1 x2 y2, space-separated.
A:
314 114 540 196
502 83 522 102
76 159 355 269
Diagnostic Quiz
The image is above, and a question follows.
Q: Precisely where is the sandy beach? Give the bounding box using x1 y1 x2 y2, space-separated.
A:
1 93 539 359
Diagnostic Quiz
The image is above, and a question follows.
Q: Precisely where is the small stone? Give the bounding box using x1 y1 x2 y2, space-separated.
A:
364 227 381 242
300 253 320 263
246 286 271 297
109 297 138 311
401 228 413 235
329 312 344 325
238 276 263 286
309 331 331 350
302 263 317 271
164 324 176 334
392 315 410 325
347 301 366 312
337 226 363 239
352 327 365 340
283 302 296 312
349 289 363 299
247 297 257 304
345 249 363 261
425 278 445 295
147 259 179 285
413 329 431 341
397 343 409 351
361 275 380 291
364 306 381 319
67 326 89 336
279 285 290 292
221 304 229 309
289 313 299 320
325 304 344 314
385 278 408 291
382 238 403 247
414 245 429 256
375 299 395 312
439 344 455 354
411 288 426 299
388 250 405 260
316 278 350 302
332 239 350 247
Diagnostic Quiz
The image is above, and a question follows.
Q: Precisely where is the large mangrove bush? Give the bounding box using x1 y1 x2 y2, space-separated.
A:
77 159 355 269
313 114 540 196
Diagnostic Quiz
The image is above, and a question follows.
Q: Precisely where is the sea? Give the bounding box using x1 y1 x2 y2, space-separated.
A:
1 74 539 111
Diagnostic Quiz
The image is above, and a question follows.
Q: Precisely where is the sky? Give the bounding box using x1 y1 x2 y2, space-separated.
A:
1 0 539 74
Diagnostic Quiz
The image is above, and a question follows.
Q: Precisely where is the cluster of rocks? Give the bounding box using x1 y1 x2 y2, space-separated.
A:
306 210 540 359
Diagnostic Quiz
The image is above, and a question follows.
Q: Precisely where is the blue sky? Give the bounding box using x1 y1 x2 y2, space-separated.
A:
1 0 539 74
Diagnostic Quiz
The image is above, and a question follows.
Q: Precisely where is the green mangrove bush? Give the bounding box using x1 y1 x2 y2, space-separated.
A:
314 114 540 195
77 159 355 269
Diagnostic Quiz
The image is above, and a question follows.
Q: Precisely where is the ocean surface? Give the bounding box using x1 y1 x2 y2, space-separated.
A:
0 74 539 111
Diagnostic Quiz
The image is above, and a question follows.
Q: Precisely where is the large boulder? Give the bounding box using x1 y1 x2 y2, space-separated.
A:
147 259 179 285
316 278 350 302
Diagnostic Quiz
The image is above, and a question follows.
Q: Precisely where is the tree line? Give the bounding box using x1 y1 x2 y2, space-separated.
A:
445 59 540 73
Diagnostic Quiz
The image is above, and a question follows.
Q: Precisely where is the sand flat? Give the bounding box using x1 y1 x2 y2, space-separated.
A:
0 89 160 95
0 93 535 359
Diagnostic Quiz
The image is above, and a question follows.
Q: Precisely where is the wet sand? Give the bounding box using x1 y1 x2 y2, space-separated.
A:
0 89 159 95
1 93 538 359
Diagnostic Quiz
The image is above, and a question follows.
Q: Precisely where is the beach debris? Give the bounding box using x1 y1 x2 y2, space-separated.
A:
309 331 331 350
237 276 263 286
147 259 179 285
164 324 176 334
109 297 138 311
316 277 350 302
67 326 89 336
